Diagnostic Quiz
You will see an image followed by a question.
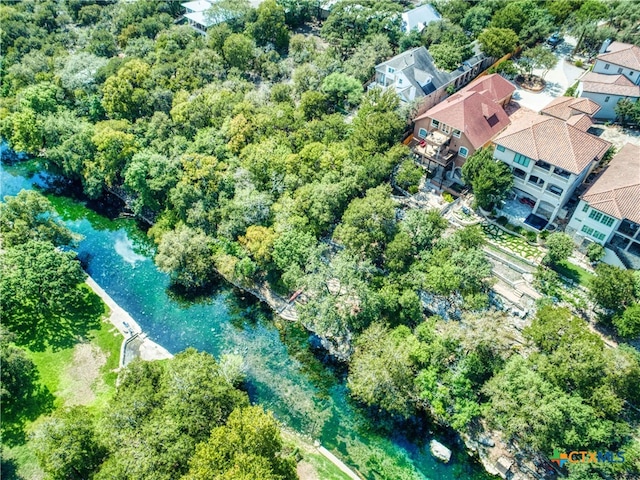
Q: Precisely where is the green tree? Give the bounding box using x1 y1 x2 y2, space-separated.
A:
615 98 636 126
321 72 362 109
462 5 492 37
32 407 106 480
184 406 296 480
613 304 640 339
429 43 465 72
543 232 574 266
590 264 637 312
520 45 558 81
348 323 418 417
0 241 96 350
0 190 75 248
477 27 519 58
101 59 152 120
400 209 448 251
155 226 215 289
299 91 329 120
461 147 513 210
333 184 396 262
0 327 41 416
586 242 605 263
395 159 423 192
124 150 180 215
343 34 393 82
222 33 255 71
249 0 290 51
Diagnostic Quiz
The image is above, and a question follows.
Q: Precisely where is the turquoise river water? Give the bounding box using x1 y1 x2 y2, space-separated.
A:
1 160 490 480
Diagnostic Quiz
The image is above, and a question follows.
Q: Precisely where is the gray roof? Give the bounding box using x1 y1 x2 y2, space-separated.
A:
402 4 441 32
376 46 487 99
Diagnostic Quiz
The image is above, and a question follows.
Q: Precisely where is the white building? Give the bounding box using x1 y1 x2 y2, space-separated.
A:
493 112 610 226
401 4 441 34
567 143 640 269
577 40 640 120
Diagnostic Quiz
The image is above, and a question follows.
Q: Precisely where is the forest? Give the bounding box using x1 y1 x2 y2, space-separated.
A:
2 1 640 479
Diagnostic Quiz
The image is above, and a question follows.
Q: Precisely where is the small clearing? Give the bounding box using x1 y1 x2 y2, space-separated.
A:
59 343 107 406
297 461 320 480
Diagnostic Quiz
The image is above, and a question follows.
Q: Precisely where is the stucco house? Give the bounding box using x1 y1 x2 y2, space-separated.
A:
539 96 601 131
370 46 493 110
577 40 640 120
566 143 640 269
411 74 515 183
493 112 611 227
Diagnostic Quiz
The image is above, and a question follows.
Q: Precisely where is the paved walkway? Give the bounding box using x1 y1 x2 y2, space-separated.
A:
512 36 586 112
85 276 173 364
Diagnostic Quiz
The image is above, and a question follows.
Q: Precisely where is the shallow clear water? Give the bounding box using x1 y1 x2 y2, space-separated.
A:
1 161 489 480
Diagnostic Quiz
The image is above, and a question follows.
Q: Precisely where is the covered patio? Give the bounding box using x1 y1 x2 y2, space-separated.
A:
498 192 549 231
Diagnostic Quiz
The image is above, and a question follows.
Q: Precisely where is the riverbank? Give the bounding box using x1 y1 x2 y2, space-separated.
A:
85 275 173 366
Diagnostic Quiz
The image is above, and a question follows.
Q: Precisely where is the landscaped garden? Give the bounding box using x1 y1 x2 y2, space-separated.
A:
481 223 545 262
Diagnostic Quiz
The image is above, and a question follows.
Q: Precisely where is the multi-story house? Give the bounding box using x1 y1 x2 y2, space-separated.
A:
566 143 640 269
370 46 493 110
577 40 640 120
539 96 601 131
411 74 515 182
493 112 611 226
182 0 217 33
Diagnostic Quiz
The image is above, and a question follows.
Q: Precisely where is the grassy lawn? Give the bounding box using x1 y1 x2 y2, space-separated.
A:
2 287 121 480
552 260 594 287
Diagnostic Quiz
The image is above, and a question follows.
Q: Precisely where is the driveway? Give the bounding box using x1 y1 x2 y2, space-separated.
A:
511 36 587 112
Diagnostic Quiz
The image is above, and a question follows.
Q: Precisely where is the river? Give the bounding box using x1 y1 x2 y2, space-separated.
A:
1 159 490 480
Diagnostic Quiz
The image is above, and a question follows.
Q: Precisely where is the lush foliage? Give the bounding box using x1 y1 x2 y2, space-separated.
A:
462 147 513 210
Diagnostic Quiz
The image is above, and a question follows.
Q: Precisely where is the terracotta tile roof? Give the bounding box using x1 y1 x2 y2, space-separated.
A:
415 90 511 149
580 72 640 97
494 112 611 174
540 96 601 120
582 143 640 223
597 41 640 71
565 113 593 132
465 73 516 104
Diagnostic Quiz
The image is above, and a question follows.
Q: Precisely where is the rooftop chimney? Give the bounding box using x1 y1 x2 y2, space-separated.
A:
599 38 613 54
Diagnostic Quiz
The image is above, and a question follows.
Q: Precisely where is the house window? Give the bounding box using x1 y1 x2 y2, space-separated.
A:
528 175 544 187
582 225 594 235
459 146 469 158
513 168 526 179
514 153 531 167
535 160 551 171
441 124 451 134
595 231 606 241
604 63 610 70
605 96 610 102
431 119 440 128
496 144 505 152
631 71 635 76
600 214 615 227
589 209 603 222
547 184 563 196
398 78 403 84
618 67 623 74
453 129 461 138
553 167 571 179
582 203 589 213
418 128 428 139
388 67 395 73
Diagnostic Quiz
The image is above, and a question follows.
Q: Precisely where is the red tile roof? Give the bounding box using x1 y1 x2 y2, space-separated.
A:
597 41 640 71
565 113 593 132
582 143 640 223
580 72 640 97
540 96 601 120
494 112 611 174
415 89 511 149
465 73 517 104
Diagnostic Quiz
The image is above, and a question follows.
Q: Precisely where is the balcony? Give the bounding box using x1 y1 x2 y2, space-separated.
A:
410 131 455 170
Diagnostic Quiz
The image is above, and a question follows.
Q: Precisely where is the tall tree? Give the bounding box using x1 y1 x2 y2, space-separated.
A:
249 0 290 51
461 148 513 210
477 27 519 58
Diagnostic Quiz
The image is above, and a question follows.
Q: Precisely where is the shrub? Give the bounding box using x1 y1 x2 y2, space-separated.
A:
543 232 574 265
442 192 454 203
574 59 583 68
497 216 508 226
408 185 419 194
539 230 550 240
613 304 640 339
525 230 537 243
586 243 605 263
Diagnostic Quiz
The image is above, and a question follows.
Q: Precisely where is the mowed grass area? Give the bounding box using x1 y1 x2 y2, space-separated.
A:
552 260 594 287
2 287 122 480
